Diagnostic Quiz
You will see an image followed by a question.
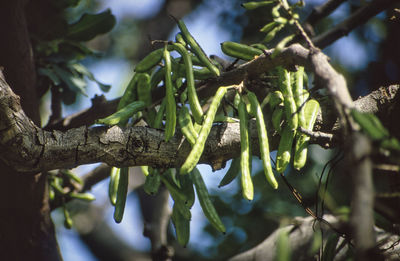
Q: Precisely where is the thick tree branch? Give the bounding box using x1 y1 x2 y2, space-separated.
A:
229 215 400 261
140 187 174 261
347 133 380 260
1 67 399 174
312 0 398 49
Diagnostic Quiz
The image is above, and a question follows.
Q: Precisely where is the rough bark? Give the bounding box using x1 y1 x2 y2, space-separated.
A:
1 49 399 175
229 215 400 261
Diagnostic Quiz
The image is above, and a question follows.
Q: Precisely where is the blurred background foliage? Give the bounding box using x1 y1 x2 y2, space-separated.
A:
29 0 400 260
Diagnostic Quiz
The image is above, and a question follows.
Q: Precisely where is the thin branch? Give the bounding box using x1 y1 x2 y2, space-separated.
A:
198 43 352 107
0 58 399 174
312 0 398 49
304 0 348 30
81 164 111 192
72 201 152 261
45 43 350 133
45 95 119 131
46 44 347 131
48 86 62 126
298 127 335 148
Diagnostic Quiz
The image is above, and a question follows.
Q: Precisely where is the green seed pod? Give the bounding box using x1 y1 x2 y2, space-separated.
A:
175 32 187 47
109 167 120 206
247 92 278 189
163 46 177 142
293 99 320 170
135 48 163 73
169 42 204 124
277 67 298 130
97 101 146 126
113 167 129 223
263 23 285 43
171 203 190 247
177 19 220 76
276 124 296 173
180 87 227 175
221 41 263 61
238 96 254 200
191 168 225 233
218 157 240 188
242 1 274 10
272 106 284 133
178 106 198 146
260 21 278 33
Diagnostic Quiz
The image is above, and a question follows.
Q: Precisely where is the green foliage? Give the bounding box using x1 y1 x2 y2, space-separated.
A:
48 169 96 228
67 9 116 41
351 109 400 151
31 0 115 105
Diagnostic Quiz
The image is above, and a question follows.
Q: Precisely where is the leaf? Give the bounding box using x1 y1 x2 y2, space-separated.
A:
350 109 389 140
70 63 111 92
67 9 116 41
271 34 295 58
322 233 340 261
54 0 81 9
52 64 87 96
38 67 61 86
56 41 96 61
381 137 400 151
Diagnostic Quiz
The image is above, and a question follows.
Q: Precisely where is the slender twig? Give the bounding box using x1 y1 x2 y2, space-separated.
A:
81 164 111 192
298 126 335 148
313 0 398 49
293 20 315 49
45 95 119 131
48 86 62 126
304 0 348 28
279 173 349 239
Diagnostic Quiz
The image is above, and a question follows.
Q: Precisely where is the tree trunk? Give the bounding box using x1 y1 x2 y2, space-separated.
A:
0 0 62 260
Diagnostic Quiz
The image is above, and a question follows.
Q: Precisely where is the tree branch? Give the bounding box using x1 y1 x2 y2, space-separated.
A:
305 0 348 28
140 187 174 261
198 44 352 109
47 44 348 131
72 201 152 261
1 60 399 175
45 95 119 131
229 215 400 261
81 164 111 192
312 0 398 49
347 133 379 260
